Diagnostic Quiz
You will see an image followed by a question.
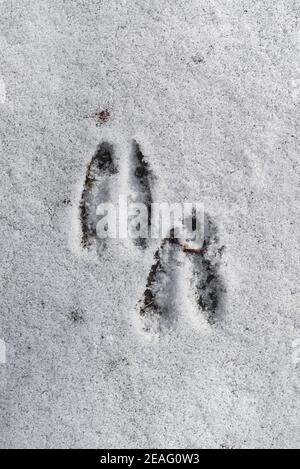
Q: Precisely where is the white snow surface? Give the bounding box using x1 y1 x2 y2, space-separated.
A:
0 0 299 448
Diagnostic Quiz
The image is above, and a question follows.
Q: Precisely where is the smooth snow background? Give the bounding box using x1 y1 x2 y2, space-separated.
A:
0 0 299 448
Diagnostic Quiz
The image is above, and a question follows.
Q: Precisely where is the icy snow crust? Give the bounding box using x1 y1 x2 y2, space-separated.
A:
0 0 299 448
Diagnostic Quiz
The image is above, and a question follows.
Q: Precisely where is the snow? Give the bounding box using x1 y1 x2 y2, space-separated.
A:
0 0 299 448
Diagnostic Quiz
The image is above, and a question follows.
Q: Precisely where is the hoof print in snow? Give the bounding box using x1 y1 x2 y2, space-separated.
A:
128 140 153 249
139 217 225 335
79 140 153 251
189 215 225 325
80 142 118 248
139 234 180 334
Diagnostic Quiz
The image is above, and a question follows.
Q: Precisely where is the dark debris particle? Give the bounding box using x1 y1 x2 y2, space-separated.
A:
95 109 111 126
192 54 205 64
68 309 85 324
55 198 72 209
62 198 71 206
